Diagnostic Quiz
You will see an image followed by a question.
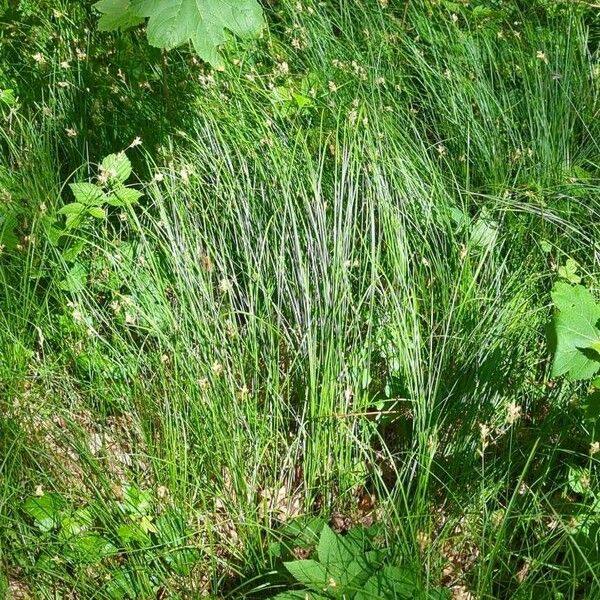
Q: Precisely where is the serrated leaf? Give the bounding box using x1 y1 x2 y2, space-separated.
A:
356 566 418 600
131 0 264 66
284 560 329 590
549 283 600 380
317 524 368 588
106 187 143 206
101 152 132 184
95 0 145 31
70 182 106 206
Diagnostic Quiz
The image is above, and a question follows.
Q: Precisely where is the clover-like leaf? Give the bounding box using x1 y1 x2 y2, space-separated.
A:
130 0 264 66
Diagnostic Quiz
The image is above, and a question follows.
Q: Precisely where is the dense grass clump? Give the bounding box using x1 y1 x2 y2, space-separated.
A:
2 1 600 598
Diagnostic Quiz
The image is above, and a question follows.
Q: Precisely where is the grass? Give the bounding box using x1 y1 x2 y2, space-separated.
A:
2 0 600 598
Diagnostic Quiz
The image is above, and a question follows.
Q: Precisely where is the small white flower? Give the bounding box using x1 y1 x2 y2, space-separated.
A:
219 278 233 293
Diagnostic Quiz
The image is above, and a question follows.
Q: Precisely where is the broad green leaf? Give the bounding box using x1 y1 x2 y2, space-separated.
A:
318 524 358 566
130 0 264 66
470 214 498 251
0 210 18 250
356 566 418 600
549 283 600 380
584 391 600 421
101 152 132 184
88 206 107 219
95 0 144 31
59 507 93 539
558 258 582 284
69 182 105 206
106 187 143 206
272 593 329 600
59 262 88 293
62 239 87 262
24 494 66 532
58 202 86 215
117 523 151 546
121 485 152 515
283 560 329 590
568 465 591 496
68 533 117 565
551 281 599 314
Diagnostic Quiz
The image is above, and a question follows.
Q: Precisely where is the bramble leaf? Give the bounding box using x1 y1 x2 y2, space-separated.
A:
283 560 329 590
101 152 132 184
107 187 143 206
130 0 264 66
69 182 106 206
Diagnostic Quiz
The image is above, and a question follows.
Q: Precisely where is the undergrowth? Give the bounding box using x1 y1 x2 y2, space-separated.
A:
2 1 600 598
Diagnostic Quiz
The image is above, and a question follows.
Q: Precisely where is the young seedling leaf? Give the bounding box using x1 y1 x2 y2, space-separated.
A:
130 0 264 66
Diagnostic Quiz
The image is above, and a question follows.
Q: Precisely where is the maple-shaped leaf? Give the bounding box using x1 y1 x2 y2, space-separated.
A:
130 0 264 65
549 281 600 380
95 0 144 31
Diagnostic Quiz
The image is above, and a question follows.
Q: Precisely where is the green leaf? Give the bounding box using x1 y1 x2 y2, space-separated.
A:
95 0 145 31
24 494 66 532
68 533 117 565
101 152 132 184
356 566 418 600
549 283 600 380
130 0 264 66
117 523 151 546
284 560 329 590
106 187 143 206
59 262 88 293
317 524 369 588
59 507 93 539
62 239 87 262
568 465 591 496
58 202 86 215
88 206 107 219
69 182 106 206
558 258 582 284
272 593 329 600
121 485 152 515
0 210 18 250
